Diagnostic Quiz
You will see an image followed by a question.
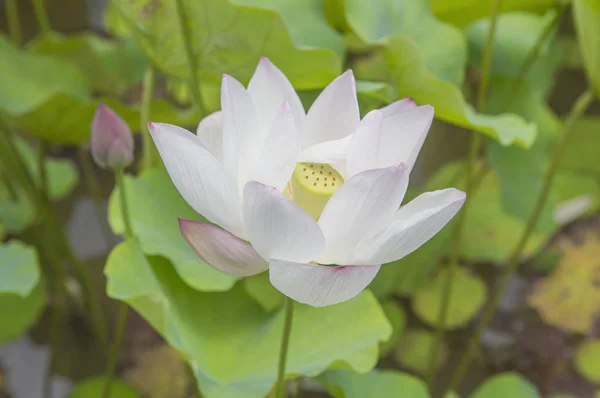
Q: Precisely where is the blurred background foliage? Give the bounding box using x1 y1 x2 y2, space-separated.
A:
1 0 600 397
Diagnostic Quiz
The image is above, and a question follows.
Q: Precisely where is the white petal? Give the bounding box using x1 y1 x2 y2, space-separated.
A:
249 101 301 192
149 122 245 238
301 70 360 149
269 259 381 307
247 57 305 134
196 111 224 163
346 110 384 178
297 135 351 171
316 164 409 265
378 105 434 173
179 219 267 277
353 188 466 265
243 181 325 263
380 98 417 117
221 75 260 185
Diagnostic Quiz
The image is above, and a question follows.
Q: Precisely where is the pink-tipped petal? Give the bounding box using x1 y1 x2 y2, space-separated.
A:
221 75 260 185
149 123 245 238
378 105 434 173
380 98 417 117
249 101 301 192
269 260 381 307
301 70 360 149
316 164 410 265
353 188 466 265
196 111 224 163
243 181 325 263
179 219 267 277
247 57 305 134
91 103 134 170
346 109 384 178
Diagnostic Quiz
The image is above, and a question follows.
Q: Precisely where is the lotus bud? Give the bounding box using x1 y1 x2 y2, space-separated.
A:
91 103 134 170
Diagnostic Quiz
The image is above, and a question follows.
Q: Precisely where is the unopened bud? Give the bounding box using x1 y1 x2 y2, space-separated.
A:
91 103 134 170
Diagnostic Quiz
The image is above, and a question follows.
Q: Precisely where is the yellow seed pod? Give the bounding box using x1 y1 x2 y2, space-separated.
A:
291 163 343 219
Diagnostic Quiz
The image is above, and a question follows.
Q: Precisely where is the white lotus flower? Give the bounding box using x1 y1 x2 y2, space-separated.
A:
149 57 466 307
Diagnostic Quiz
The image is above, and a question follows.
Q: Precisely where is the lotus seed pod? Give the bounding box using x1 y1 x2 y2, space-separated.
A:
291 162 343 220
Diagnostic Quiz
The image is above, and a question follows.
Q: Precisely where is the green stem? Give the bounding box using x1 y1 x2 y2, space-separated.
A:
30 144 106 347
444 89 595 395
102 168 134 398
5 0 22 46
504 4 566 109
173 0 207 115
42 233 67 398
63 233 108 347
78 148 115 246
425 0 502 388
276 297 294 398
32 0 51 35
38 143 49 199
116 169 134 238
3 134 108 348
0 122 39 202
140 66 157 170
0 168 19 200
37 143 66 398
101 302 129 398
0 128 68 398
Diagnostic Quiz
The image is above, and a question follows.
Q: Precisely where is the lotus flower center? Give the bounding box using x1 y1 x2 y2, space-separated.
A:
290 163 344 220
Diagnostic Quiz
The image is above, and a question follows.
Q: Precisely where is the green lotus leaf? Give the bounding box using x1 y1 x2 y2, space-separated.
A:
108 167 236 292
105 240 391 398
0 241 46 344
107 0 341 89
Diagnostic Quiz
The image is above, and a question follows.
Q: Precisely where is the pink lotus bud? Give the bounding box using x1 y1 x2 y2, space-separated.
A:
91 103 134 170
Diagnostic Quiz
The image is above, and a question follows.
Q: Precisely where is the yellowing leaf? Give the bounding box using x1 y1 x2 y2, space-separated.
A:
124 344 189 398
318 370 430 398
470 373 540 398
379 300 407 357
394 329 447 375
412 267 487 329
575 340 600 384
528 229 600 333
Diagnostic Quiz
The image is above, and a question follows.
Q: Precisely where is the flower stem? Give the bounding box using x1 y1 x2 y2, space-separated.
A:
0 121 39 202
5 0 22 46
504 3 566 109
276 296 294 398
32 0 51 35
37 144 66 398
78 147 115 247
173 0 207 116
58 212 108 348
37 143 49 200
42 234 67 398
101 301 129 398
102 168 134 398
443 88 595 396
0 124 108 349
140 66 157 170
425 0 502 388
0 168 18 200
115 168 134 238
